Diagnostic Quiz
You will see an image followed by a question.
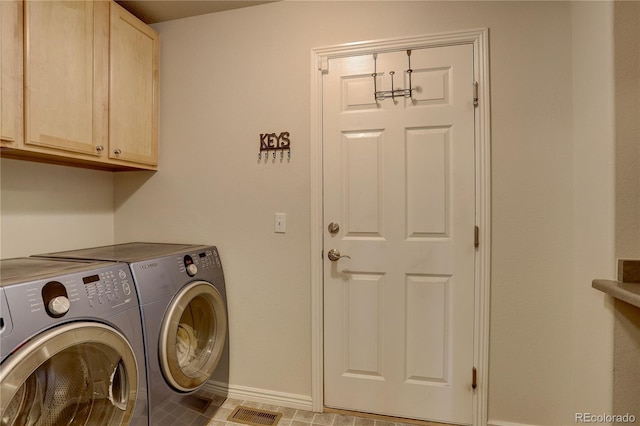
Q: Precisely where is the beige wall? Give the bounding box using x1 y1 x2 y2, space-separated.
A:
113 2 616 424
570 1 616 419
0 1 622 425
0 158 114 258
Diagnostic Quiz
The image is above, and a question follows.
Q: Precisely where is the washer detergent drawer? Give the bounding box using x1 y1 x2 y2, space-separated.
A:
0 288 12 339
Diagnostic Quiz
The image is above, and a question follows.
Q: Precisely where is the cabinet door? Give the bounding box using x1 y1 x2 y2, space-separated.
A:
1 0 23 147
24 1 108 156
109 2 158 167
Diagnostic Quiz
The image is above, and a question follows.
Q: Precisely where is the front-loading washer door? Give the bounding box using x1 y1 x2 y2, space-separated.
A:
159 281 227 392
0 322 138 426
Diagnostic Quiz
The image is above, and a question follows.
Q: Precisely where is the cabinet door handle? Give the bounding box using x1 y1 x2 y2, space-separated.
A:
114 148 122 156
96 145 104 153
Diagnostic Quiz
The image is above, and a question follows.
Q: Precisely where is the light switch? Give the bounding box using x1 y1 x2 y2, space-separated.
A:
275 213 286 233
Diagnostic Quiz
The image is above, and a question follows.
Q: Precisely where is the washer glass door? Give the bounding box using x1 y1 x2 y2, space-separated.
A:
0 322 138 426
160 281 227 392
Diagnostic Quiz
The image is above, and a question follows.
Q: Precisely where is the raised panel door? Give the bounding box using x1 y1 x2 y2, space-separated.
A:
323 45 476 424
24 0 109 156
109 2 158 167
1 0 23 147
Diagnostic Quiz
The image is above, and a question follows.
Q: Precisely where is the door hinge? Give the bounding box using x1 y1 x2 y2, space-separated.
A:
319 57 329 74
473 82 479 107
474 226 479 248
472 367 477 390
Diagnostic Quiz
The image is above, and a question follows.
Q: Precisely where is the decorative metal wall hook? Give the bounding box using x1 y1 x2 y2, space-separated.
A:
372 49 414 101
259 131 292 163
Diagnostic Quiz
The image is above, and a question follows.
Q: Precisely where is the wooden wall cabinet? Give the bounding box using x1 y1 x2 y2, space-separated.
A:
24 0 109 158
0 0 24 149
109 2 159 167
1 0 159 171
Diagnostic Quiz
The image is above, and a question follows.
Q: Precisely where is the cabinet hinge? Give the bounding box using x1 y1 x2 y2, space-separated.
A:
474 226 479 248
473 82 479 107
472 367 477 390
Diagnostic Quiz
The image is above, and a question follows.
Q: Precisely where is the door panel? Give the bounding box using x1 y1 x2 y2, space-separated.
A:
323 44 475 424
343 130 384 237
343 272 384 378
405 274 449 383
406 126 450 237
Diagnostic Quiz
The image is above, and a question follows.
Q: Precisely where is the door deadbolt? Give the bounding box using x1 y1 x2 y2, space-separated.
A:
328 222 340 234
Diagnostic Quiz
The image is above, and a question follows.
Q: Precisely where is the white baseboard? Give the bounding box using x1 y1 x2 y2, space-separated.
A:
227 384 314 411
488 421 538 426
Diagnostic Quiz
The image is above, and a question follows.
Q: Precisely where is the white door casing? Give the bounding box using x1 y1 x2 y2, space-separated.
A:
310 29 491 426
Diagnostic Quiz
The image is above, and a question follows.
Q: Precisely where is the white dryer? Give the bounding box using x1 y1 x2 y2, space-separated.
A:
0 257 147 426
37 243 230 426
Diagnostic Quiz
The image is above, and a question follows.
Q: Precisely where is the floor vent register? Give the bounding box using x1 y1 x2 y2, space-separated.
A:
228 406 283 426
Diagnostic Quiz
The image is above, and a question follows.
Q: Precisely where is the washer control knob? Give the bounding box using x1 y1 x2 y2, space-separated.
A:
48 296 70 316
186 263 198 276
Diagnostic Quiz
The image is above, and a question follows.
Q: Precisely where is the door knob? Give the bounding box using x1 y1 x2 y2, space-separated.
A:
327 249 350 262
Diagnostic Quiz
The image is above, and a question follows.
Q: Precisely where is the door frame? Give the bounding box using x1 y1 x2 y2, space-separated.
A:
309 29 491 425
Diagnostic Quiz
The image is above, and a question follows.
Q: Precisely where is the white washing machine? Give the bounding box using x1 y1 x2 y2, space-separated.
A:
37 243 230 426
0 257 148 426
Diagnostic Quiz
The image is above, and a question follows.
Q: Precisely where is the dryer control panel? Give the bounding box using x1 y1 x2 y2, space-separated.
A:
129 245 225 302
180 249 221 276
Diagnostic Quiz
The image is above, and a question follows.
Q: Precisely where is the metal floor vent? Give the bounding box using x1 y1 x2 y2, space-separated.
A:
228 406 282 426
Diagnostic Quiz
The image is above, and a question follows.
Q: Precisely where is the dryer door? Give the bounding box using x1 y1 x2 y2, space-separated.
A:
159 281 228 392
0 322 138 426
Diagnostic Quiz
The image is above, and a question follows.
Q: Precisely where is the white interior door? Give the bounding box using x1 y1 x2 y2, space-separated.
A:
323 44 476 425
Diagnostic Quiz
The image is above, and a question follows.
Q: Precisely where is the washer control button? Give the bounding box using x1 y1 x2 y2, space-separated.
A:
48 296 70 316
43 281 69 318
184 255 197 276
122 282 131 296
186 263 198 276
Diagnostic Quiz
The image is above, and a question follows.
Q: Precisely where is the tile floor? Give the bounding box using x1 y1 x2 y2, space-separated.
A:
206 399 444 426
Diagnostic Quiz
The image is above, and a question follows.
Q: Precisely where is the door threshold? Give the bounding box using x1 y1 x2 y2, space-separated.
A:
323 407 456 426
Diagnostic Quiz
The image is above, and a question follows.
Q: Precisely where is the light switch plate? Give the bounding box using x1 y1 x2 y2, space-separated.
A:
275 213 286 233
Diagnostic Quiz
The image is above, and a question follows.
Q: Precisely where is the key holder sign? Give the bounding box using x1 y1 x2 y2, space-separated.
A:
259 131 291 162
